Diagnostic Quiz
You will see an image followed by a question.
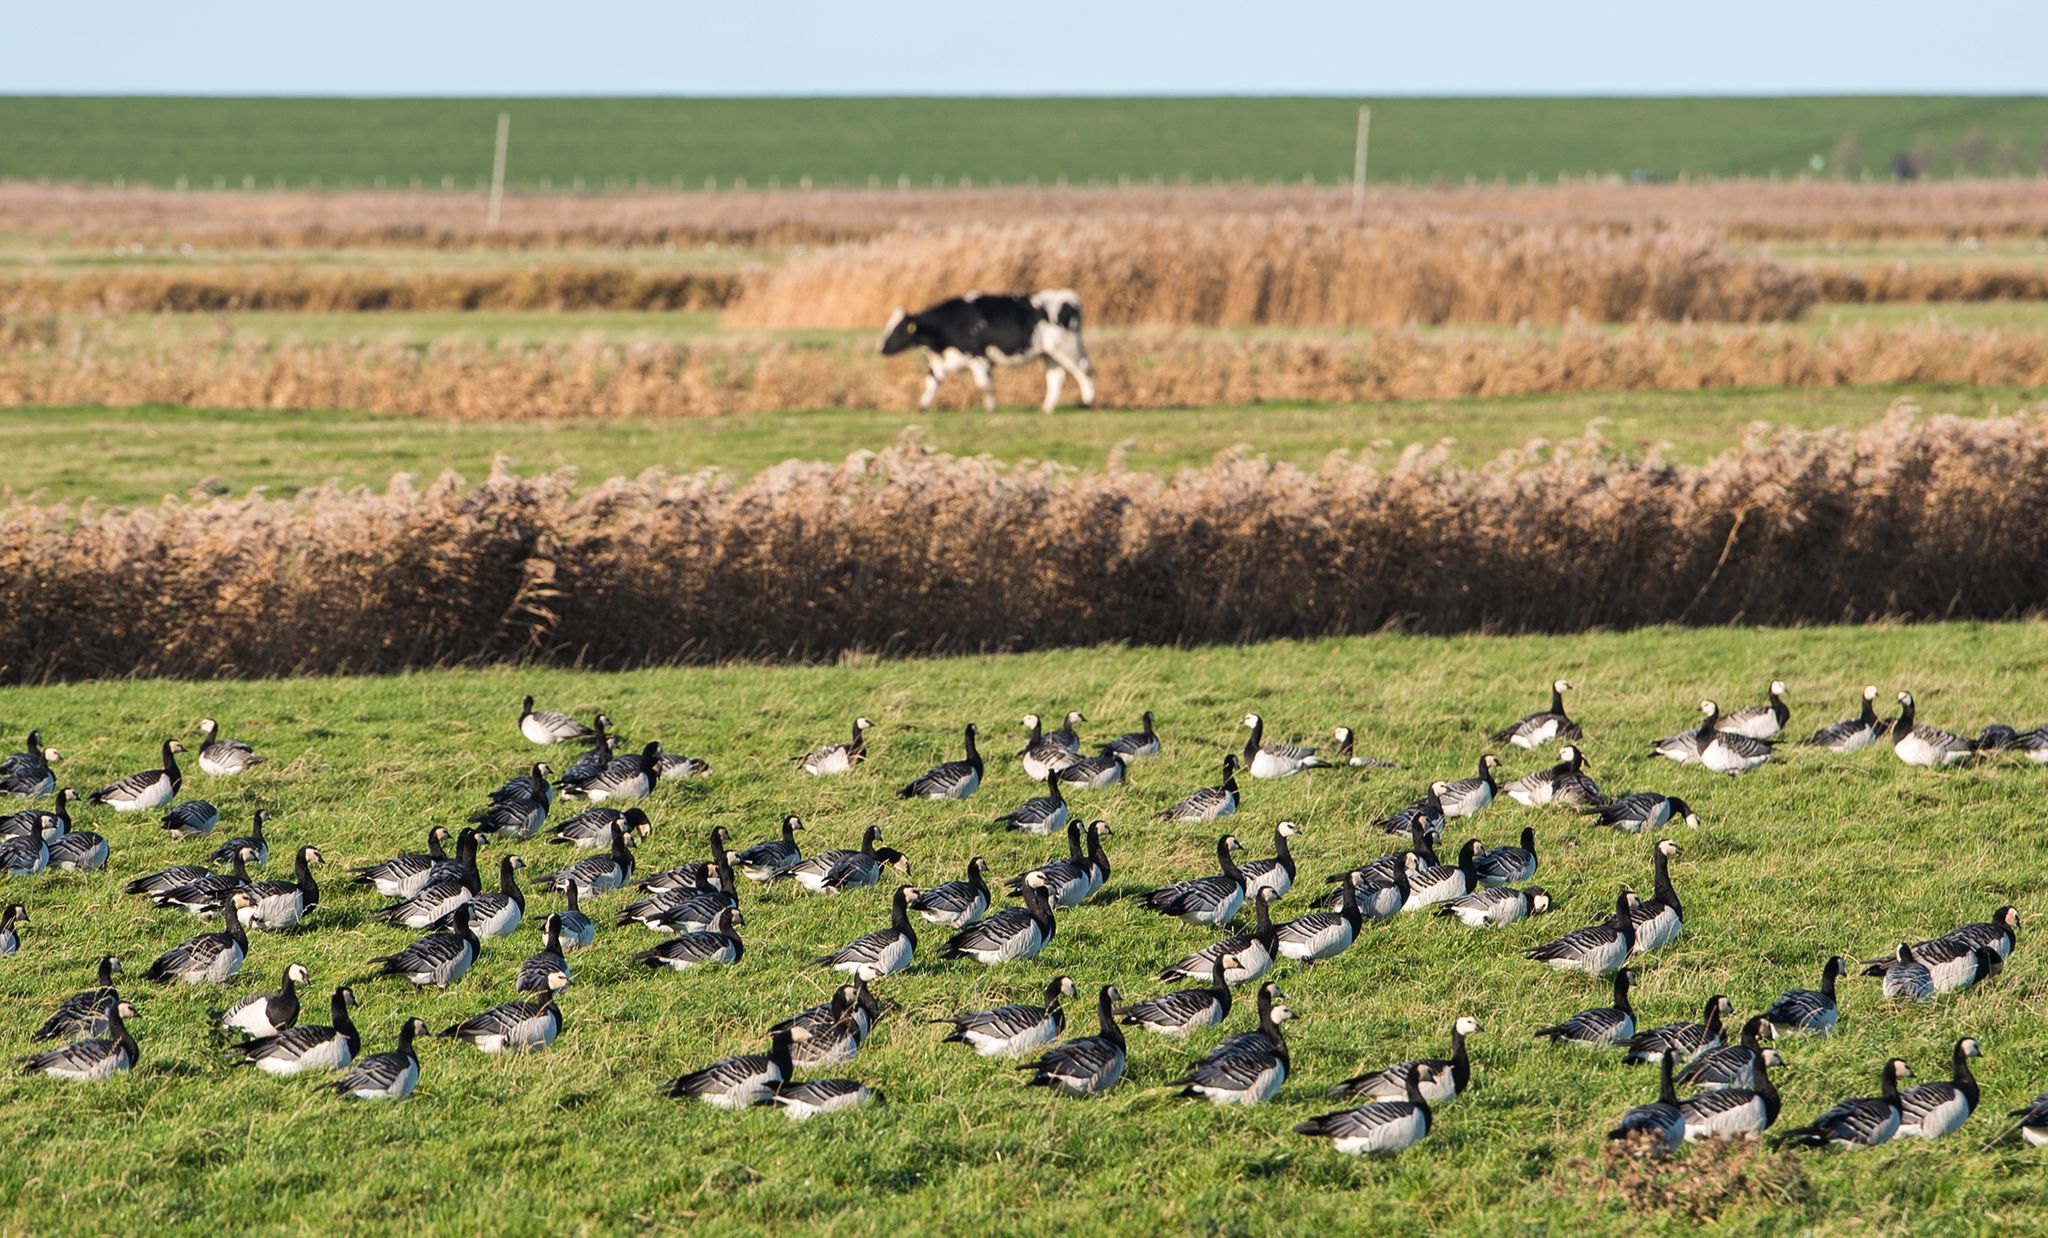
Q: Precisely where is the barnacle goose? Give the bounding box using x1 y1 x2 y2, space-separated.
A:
1047 710 1087 752
633 826 734 896
1582 793 1699 834
1803 686 1883 752
770 1079 882 1120
1119 959 1232 1036
1235 822 1301 903
517 914 571 992
48 825 105 874
733 814 805 882
654 749 712 782
541 821 637 898
1492 680 1583 750
368 903 480 990
1680 1051 1785 1141
471 763 553 838
154 846 257 916
1158 887 1280 985
1055 751 1126 788
1607 1055 1685 1152
772 824 904 894
1434 884 1552 927
559 729 615 786
778 976 879 1068
125 862 216 900
374 829 482 928
1676 1016 1777 1090
330 1017 429 1100
1891 691 1977 767
88 740 184 812
1505 745 1603 806
1169 1010 1288 1106
819 885 917 977
1019 985 1126 1097
1155 755 1240 822
0 902 23 953
1195 981 1294 1066
1376 781 1449 840
234 985 361 1075
160 800 220 840
563 742 662 802
1240 713 1331 779
1720 680 1790 740
1332 726 1397 769
1872 942 1938 1001
0 735 57 798
1008 820 1110 907
35 955 123 1042
196 718 265 776
1402 838 1481 913
348 826 454 899
519 695 595 745
1934 905 2022 960
1017 714 1082 782
1977 723 2023 752
2004 1094 2048 1146
1474 827 1538 887
241 846 323 930
1274 873 1362 962
1138 834 1247 929
1779 1058 1913 1148
1896 1037 1983 1139
0 831 47 877
1694 702 1774 775
448 854 526 939
1865 934 2005 996
1535 968 1638 1047
943 873 1056 965
898 724 984 800
1627 838 1685 954
1648 725 1704 765
1763 956 1846 1036
1330 1016 1483 1104
21 999 142 1080
1625 994 1732 1067
442 975 569 1053
1295 1063 1437 1156
556 884 596 949
996 772 1069 835
144 893 253 984
909 856 991 927
208 809 272 868
547 805 651 849
2019 727 2048 765
797 716 874 776
1097 711 1160 759
2 785 73 841
662 1028 802 1108
934 975 1076 1058
1316 851 1420 919
1525 888 1638 975
636 905 746 971
1441 750 1507 815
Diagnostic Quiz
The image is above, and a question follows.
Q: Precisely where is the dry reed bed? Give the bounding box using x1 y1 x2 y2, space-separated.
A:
10 180 2048 249
7 319 2048 418
725 219 1818 328
1 408 2043 681
0 265 746 314
1816 264 2048 302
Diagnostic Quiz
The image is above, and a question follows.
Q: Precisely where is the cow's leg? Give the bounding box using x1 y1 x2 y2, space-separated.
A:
1041 362 1067 414
919 358 943 410
968 357 997 412
1043 336 1095 408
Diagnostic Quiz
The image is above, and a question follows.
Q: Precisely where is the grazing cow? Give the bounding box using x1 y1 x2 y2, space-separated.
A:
879 290 1095 414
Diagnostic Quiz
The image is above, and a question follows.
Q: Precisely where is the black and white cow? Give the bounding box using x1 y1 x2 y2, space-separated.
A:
879 289 1095 414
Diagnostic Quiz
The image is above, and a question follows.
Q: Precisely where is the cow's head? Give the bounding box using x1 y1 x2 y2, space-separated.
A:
879 308 918 355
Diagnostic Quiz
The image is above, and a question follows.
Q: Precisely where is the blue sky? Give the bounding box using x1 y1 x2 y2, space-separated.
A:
9 1 2045 95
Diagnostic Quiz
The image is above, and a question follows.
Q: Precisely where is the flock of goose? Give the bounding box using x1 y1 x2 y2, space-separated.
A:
3 681 2045 1156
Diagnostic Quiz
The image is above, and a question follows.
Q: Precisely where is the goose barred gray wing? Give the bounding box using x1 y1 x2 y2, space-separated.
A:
49 830 108 871
196 719 265 775
329 1020 427 1101
440 990 564 1052
636 925 744 970
368 911 478 990
161 800 220 838
520 697 594 745
897 759 981 800
124 864 212 898
942 898 1052 965
547 806 643 848
1433 885 1549 927
770 1079 880 1119
1020 1020 1126 1095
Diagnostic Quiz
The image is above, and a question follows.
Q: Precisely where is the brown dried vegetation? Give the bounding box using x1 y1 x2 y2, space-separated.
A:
2 407 2045 681
1561 1138 1811 1224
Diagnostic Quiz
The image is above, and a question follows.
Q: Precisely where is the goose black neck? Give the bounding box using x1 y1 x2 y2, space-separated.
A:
968 862 989 898
295 849 319 901
1043 977 1069 1013
768 1031 795 1078
500 857 523 898
1339 878 1361 927
1898 697 1917 731
1549 684 1567 715
1820 962 1839 999
890 887 916 941
1024 881 1055 933
1252 895 1276 943
331 990 360 1047
1404 1066 1433 1119
1450 1027 1471 1090
1615 896 1637 951
962 726 981 767
1273 827 1294 869
96 955 117 986
782 817 800 846
161 741 182 786
1613 970 1634 1013
1217 838 1241 877
1477 755 1496 788
280 966 299 998
395 1020 422 1056
544 917 563 953
1209 961 1232 1008
109 1007 138 1064
1652 849 1680 915
1695 709 1720 740
1752 1063 1781 1120
1046 772 1062 803
1656 1054 1677 1105
1095 988 1124 1046
1085 828 1110 873
223 902 247 946
1456 840 1480 882
847 718 865 749
428 831 450 860
1881 1064 1904 1103
1141 712 1155 738
1701 1000 1725 1040
1953 1044 1980 1106
1241 717 1264 764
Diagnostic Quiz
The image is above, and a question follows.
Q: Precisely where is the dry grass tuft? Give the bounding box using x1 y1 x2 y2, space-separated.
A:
1562 1139 1811 1223
725 219 1817 328
0 266 745 314
3 406 2047 680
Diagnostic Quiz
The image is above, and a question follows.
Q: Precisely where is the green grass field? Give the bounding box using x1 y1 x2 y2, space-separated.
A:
6 96 2048 187
0 625 2043 1232
6 384 2029 508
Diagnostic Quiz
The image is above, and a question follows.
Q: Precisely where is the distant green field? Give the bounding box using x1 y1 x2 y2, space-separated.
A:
4 96 2047 188
4 385 2028 509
